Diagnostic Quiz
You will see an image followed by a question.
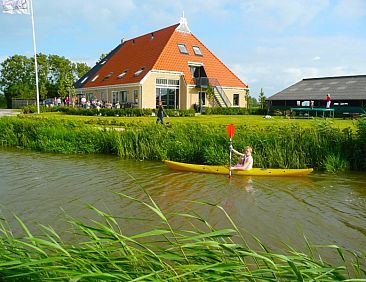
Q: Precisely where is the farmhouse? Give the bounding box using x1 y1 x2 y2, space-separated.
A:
74 16 248 110
268 75 366 116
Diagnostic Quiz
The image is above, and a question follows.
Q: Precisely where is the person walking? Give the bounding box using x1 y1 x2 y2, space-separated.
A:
156 101 167 128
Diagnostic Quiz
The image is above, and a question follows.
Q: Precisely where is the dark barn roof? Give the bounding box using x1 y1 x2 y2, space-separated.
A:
268 75 366 101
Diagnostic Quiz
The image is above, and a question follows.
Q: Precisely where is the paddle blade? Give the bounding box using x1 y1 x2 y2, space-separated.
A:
226 124 235 139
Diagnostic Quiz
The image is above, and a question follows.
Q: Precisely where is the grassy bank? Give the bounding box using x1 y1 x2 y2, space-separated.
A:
0 114 365 171
0 194 365 281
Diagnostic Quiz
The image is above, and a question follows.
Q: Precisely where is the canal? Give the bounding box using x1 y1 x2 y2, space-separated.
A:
0 147 365 259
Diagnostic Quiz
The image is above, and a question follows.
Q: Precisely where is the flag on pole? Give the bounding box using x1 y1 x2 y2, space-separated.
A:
2 0 40 114
2 0 30 14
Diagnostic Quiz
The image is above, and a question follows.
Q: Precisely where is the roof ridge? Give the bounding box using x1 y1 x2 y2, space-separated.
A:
125 23 179 43
303 74 366 81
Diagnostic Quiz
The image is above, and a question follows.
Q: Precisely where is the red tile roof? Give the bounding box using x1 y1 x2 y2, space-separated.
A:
80 23 247 89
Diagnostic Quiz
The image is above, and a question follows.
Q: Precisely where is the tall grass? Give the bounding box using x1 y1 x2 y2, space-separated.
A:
0 116 365 171
0 192 365 281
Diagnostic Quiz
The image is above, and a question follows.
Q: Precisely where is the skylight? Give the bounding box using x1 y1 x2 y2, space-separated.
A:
193 46 202 56
91 75 99 82
80 76 88 84
117 70 128 79
103 72 113 80
134 67 145 77
178 44 188 54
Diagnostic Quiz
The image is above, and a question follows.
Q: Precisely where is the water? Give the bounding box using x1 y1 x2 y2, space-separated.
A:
0 147 365 258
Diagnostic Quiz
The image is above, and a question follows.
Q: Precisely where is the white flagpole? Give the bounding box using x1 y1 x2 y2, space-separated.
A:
29 0 40 114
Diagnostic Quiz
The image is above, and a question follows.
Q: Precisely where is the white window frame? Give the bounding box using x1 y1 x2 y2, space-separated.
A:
178 43 188 54
117 70 128 79
192 46 202 56
91 75 99 82
134 67 145 77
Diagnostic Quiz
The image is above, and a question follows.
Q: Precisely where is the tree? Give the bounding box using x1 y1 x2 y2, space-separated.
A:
97 53 108 64
248 97 258 107
0 54 91 108
75 62 90 79
0 55 34 107
258 88 266 109
245 90 251 109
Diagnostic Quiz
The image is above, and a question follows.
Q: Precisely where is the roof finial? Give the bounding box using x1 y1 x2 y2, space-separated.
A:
176 11 191 34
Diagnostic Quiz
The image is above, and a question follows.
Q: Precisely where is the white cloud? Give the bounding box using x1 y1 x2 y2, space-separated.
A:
312 56 321 61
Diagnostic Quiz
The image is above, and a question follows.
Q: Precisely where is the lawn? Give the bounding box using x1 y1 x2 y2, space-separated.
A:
24 112 359 131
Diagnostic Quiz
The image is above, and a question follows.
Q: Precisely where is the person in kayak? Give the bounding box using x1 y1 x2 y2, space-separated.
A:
230 146 253 170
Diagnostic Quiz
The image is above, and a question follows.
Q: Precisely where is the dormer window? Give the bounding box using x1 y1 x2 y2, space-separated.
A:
134 67 145 77
117 70 128 79
91 75 99 82
178 44 188 54
193 46 202 56
103 72 113 80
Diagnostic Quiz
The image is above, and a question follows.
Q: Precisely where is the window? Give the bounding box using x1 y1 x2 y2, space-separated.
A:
133 89 139 104
156 78 179 87
80 76 88 84
103 72 113 80
91 75 99 82
192 46 202 56
86 93 94 101
233 94 239 106
112 91 128 104
155 78 180 109
177 44 188 54
121 91 128 103
134 67 145 77
117 70 128 79
199 92 206 106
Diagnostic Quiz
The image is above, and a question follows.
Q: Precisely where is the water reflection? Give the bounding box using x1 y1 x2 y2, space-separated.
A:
0 147 365 259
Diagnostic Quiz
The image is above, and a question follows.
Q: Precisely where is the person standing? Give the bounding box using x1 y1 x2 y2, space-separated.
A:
326 94 331 109
156 101 167 128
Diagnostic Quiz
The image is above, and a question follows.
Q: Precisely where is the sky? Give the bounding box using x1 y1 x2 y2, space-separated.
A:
1 0 366 98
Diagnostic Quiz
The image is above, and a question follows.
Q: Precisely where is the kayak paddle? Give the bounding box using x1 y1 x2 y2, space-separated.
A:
226 124 235 177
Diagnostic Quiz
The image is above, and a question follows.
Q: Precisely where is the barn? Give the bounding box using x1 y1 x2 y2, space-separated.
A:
268 75 366 117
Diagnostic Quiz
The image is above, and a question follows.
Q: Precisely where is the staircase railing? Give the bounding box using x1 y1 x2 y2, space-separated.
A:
194 77 231 107
207 77 231 107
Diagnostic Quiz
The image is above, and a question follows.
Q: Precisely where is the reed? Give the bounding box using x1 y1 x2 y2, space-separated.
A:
0 116 365 171
0 193 364 281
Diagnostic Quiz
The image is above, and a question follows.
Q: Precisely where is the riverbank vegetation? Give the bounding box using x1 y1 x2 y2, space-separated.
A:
0 114 365 171
0 193 365 281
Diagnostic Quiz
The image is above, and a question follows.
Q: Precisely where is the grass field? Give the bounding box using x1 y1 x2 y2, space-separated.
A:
23 112 359 131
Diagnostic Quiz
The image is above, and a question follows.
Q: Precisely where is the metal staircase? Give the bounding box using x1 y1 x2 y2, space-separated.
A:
194 77 231 107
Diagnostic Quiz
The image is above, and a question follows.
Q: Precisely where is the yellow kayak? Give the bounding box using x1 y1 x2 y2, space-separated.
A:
164 160 313 176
